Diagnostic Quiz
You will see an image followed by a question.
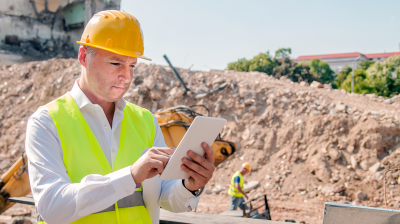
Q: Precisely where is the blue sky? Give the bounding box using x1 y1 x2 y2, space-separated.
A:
121 0 400 71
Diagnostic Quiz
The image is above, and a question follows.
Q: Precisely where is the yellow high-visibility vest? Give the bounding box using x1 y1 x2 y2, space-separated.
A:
37 92 154 224
228 171 244 197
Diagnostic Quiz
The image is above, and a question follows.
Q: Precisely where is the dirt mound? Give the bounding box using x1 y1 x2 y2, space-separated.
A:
1 59 400 223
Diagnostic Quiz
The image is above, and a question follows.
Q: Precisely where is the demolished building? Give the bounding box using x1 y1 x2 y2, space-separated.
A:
0 0 121 65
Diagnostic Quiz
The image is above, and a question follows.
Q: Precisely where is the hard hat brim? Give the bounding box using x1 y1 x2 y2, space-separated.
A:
77 41 152 61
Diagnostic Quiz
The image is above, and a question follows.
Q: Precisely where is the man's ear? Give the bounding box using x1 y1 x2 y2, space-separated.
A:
78 46 88 67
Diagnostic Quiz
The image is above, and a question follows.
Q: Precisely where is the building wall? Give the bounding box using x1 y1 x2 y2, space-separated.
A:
0 0 120 51
294 56 370 73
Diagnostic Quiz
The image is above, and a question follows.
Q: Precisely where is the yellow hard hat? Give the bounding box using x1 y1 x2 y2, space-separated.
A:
77 10 151 61
242 162 251 171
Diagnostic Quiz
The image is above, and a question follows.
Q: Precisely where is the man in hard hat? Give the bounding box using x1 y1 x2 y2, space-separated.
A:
228 162 251 211
25 10 215 224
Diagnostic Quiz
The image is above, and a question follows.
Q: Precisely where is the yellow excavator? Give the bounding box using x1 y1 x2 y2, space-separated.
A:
0 105 236 214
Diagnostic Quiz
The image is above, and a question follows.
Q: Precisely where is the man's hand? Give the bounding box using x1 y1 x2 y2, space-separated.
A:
130 147 174 184
181 142 215 191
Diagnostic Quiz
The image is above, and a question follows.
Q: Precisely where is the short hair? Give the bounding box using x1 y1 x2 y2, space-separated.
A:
80 45 97 56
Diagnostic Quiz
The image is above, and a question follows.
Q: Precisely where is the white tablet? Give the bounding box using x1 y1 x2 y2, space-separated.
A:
159 116 226 180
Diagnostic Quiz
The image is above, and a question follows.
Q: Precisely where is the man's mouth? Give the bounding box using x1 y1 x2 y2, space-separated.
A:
113 86 125 90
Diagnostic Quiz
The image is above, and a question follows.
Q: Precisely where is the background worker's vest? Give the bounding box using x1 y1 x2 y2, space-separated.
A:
228 171 244 197
37 92 155 224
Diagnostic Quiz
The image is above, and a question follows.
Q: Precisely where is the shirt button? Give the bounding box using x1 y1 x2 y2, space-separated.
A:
112 148 116 153
104 125 107 129
126 190 130 194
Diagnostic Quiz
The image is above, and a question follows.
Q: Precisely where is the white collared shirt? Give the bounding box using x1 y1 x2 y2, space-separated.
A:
26 80 198 224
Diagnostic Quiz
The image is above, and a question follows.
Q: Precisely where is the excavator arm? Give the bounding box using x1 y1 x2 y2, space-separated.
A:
0 105 236 214
0 154 31 214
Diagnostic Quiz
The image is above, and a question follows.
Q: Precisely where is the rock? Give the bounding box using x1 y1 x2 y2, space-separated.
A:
307 190 317 198
244 98 255 106
352 200 360 205
320 185 334 195
328 148 341 161
143 78 156 90
10 217 33 224
215 102 225 113
333 186 346 193
360 160 369 171
243 180 260 193
383 99 393 104
329 109 337 116
347 145 355 154
212 77 224 85
350 155 358 169
212 185 224 194
0 160 9 170
331 175 340 183
10 148 19 157
175 88 185 98
195 93 207 99
299 81 308 86
249 105 258 113
324 84 333 90
369 162 380 173
205 189 212 195
169 86 185 98
356 190 368 201
149 89 163 100
241 128 250 140
335 103 347 112
310 81 323 88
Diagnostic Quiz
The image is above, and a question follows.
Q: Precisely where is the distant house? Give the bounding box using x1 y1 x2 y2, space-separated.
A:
292 52 400 72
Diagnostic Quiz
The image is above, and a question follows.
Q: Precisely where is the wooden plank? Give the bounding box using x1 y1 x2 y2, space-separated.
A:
323 202 400 224
160 209 285 224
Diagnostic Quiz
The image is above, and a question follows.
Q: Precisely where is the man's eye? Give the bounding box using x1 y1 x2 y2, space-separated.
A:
111 63 120 66
130 65 136 68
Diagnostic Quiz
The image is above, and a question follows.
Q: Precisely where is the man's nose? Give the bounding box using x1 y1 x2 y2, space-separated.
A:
119 65 133 83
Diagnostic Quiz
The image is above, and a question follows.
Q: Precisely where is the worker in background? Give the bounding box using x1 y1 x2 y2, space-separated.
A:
25 10 215 224
228 162 251 211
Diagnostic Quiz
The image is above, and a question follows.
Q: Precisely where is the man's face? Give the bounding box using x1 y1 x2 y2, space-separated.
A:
81 47 137 102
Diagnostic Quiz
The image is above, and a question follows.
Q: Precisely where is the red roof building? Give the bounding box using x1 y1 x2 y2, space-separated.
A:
292 51 400 72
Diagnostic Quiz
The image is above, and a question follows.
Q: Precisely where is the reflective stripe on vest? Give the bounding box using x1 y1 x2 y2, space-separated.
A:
228 171 244 197
37 92 154 224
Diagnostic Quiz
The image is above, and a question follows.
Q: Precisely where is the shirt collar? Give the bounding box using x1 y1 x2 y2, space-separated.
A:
70 79 127 111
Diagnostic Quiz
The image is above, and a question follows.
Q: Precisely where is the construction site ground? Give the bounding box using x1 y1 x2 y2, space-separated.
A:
1 59 400 223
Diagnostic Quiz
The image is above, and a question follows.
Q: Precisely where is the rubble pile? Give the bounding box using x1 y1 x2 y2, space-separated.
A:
1 59 400 223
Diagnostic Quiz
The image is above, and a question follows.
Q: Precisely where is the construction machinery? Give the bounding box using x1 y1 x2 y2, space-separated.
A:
0 105 236 214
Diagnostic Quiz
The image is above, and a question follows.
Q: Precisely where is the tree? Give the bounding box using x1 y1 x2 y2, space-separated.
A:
364 56 400 97
227 52 278 75
335 66 352 89
275 48 292 60
308 59 335 84
358 61 375 70
248 53 277 75
227 58 250 72
340 68 368 94
227 49 335 85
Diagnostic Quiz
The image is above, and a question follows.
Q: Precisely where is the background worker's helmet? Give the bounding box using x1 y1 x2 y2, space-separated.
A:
242 162 252 171
77 10 151 61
